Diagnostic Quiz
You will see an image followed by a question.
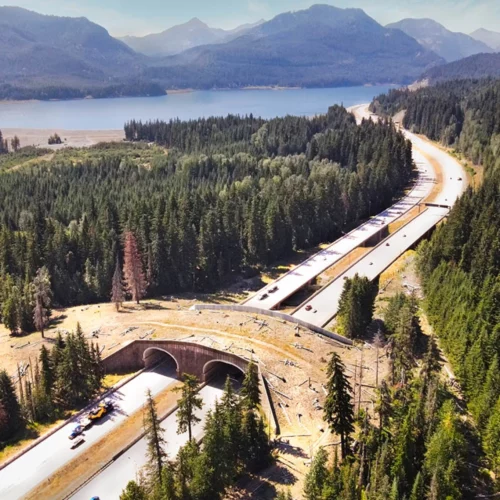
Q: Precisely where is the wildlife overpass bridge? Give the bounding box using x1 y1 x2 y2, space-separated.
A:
102 339 250 382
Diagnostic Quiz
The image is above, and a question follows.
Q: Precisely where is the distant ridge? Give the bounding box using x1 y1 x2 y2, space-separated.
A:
144 4 443 89
470 28 500 51
0 4 446 99
120 18 265 57
387 18 493 62
421 52 500 83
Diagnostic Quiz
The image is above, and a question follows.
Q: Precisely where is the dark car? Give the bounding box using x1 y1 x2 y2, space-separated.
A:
68 424 84 440
305 305 313 311
71 437 85 450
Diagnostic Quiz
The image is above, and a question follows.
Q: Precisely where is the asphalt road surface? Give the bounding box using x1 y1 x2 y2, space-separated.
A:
292 206 449 327
244 147 437 311
0 362 177 500
72 376 233 499
292 108 467 328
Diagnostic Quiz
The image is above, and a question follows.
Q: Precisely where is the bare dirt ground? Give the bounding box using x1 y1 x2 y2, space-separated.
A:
2 128 124 149
0 290 390 498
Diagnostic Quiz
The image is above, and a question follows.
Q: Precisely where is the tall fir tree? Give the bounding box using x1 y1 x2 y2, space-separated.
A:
111 258 125 311
241 360 261 410
173 373 203 441
143 389 167 487
32 266 52 338
324 352 355 458
0 369 23 440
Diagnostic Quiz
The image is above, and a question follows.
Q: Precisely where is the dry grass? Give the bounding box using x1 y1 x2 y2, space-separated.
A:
0 419 66 464
1 296 390 497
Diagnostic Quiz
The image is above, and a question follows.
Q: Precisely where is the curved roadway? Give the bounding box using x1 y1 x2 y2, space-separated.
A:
0 362 177 500
292 104 467 327
244 148 437 310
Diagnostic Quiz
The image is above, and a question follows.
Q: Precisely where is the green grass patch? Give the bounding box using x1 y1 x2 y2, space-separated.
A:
0 146 52 172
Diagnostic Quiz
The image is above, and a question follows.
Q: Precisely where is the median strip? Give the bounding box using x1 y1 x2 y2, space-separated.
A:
25 379 183 500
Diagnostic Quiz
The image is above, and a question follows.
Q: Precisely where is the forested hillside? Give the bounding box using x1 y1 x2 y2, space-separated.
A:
0 106 413 334
419 53 500 84
374 79 500 485
371 79 500 165
146 5 442 89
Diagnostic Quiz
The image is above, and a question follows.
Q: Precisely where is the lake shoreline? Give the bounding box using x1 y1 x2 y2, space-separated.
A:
1 128 125 149
0 83 399 104
0 85 395 130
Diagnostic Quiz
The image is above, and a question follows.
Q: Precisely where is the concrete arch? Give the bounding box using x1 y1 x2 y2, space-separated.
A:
143 347 180 375
202 359 246 382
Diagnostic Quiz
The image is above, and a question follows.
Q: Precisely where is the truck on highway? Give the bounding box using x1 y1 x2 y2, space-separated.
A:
87 401 114 422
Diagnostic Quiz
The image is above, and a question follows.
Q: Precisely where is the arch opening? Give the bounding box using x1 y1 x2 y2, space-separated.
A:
202 359 246 384
143 347 180 376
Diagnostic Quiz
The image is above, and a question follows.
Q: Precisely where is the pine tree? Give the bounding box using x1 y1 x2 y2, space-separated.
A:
0 369 23 440
304 446 329 499
484 397 500 479
10 135 20 152
219 377 242 482
421 336 441 387
111 258 125 311
240 409 271 472
39 345 54 397
123 231 147 304
120 481 148 500
176 440 200 499
337 274 377 339
157 465 177 500
2 291 19 335
32 266 52 338
324 352 354 458
241 360 261 410
190 406 226 499
173 373 203 441
409 471 425 500
144 389 167 487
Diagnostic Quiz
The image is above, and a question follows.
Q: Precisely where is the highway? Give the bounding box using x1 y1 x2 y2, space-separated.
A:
292 206 449 327
291 104 467 327
72 376 231 499
244 147 437 310
0 362 177 500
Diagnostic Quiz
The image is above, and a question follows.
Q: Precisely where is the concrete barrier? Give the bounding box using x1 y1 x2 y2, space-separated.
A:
190 304 353 346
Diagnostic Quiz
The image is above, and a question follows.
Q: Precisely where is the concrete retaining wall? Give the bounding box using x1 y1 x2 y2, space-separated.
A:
191 304 353 346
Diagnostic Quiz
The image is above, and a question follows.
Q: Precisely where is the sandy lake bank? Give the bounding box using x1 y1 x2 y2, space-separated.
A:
2 128 125 149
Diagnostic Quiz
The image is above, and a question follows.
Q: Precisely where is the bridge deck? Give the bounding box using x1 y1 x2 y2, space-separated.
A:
292 207 448 328
244 149 436 310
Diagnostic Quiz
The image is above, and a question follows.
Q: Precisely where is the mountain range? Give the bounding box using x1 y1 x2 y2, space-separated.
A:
0 6 143 87
0 4 500 100
144 5 442 89
386 18 494 62
120 18 264 57
470 28 500 51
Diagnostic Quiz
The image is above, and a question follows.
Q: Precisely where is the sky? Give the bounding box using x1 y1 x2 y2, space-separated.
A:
4 0 499 36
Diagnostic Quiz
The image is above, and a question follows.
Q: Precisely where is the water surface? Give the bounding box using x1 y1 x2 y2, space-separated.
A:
0 86 394 130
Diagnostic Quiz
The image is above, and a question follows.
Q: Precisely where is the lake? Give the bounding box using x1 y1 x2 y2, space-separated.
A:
0 86 394 130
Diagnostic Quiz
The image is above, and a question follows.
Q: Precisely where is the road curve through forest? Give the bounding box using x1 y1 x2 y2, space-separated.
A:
0 362 177 500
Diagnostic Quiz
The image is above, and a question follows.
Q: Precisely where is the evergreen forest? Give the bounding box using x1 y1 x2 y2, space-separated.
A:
0 105 413 334
372 77 500 493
